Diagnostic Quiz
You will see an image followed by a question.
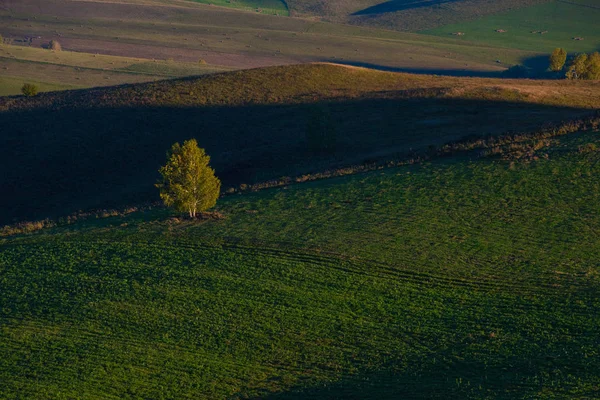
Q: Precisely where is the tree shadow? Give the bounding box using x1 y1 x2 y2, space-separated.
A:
352 0 460 16
327 60 504 77
0 96 591 224
245 333 600 399
518 47 600 79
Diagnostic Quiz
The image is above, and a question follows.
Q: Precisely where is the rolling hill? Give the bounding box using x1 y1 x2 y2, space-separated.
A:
0 0 549 88
2 1 600 398
1 0 596 94
2 119 600 399
424 0 600 54
0 44 232 96
1 63 600 225
287 0 552 31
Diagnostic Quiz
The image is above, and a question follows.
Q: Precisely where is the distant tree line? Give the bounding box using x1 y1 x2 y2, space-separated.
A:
565 52 600 80
549 48 600 80
503 49 600 80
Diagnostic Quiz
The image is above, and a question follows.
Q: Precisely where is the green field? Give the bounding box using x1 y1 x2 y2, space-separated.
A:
188 0 289 15
287 0 551 32
0 75 79 96
2 128 600 398
423 1 600 54
2 1 600 398
0 45 231 96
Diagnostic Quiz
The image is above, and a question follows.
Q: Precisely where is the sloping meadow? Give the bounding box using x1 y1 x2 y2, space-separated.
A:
1 129 600 398
1 64 599 224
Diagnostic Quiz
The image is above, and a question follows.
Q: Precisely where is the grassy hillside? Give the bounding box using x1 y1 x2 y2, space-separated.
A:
2 128 600 398
0 0 587 84
1 63 600 224
0 75 79 96
287 0 551 31
0 45 230 96
424 0 600 54
0 0 543 76
187 0 289 15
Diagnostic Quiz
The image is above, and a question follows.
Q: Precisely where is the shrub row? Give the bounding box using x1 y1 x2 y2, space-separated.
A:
226 112 600 194
0 206 147 237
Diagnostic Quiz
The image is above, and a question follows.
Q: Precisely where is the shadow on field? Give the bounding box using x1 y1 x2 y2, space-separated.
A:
353 0 460 16
520 48 600 79
249 335 600 400
0 97 590 224
329 60 504 77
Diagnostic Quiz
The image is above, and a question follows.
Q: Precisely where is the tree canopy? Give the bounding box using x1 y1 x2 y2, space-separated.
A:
566 52 600 80
156 139 221 218
21 83 39 97
549 48 567 72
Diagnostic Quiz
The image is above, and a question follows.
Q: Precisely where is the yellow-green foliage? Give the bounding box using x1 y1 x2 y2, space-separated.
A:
157 139 221 217
2 131 600 399
549 48 567 72
20 83 39 97
567 52 600 80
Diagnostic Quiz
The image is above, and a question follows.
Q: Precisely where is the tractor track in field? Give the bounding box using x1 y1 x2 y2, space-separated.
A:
3 238 595 299
0 319 313 378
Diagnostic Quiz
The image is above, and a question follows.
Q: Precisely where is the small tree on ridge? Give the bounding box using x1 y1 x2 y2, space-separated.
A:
21 83 39 97
549 48 567 72
156 139 221 218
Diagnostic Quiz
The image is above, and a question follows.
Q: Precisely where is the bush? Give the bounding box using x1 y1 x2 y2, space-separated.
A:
21 83 39 97
578 143 598 153
49 40 62 51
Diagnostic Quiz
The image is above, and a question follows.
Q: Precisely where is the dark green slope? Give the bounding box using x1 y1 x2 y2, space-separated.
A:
1 129 600 398
1 64 599 224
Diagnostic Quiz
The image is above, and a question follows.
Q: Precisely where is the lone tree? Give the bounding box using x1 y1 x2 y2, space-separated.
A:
156 139 221 218
549 48 567 72
21 83 39 97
